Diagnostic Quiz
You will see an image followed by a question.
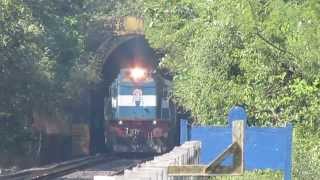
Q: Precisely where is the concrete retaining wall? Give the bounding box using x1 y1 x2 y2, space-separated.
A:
94 141 201 180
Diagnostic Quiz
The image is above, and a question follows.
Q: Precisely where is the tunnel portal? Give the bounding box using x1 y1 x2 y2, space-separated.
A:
89 35 158 154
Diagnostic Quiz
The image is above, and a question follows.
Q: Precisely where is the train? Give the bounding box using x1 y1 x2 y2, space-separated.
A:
104 66 179 153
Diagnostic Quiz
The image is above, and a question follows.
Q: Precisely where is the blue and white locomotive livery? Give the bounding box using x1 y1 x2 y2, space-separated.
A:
104 67 177 153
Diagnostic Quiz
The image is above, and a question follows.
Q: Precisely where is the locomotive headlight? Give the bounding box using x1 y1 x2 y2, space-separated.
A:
130 67 146 80
152 120 157 125
118 120 123 125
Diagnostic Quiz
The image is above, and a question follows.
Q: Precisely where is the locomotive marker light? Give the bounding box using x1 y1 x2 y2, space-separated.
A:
152 120 157 125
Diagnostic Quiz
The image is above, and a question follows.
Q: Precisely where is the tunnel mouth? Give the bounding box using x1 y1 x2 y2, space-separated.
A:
102 36 157 87
90 36 158 153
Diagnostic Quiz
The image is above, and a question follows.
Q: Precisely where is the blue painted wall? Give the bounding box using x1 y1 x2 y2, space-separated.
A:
180 106 293 180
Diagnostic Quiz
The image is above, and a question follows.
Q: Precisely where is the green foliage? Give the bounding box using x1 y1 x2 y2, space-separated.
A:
1 0 320 176
144 0 320 126
209 170 283 179
0 0 115 157
140 0 320 178
0 0 48 153
293 126 320 179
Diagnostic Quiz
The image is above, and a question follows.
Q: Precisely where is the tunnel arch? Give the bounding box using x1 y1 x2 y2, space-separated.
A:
89 32 160 154
91 16 162 86
100 35 157 85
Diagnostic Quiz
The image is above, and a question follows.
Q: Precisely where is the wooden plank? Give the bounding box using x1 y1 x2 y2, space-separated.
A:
232 120 244 174
206 120 244 174
168 120 244 177
167 165 207 176
205 143 237 173
168 164 241 176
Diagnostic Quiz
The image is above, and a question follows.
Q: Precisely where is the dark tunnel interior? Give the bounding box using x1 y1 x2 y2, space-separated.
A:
102 36 157 86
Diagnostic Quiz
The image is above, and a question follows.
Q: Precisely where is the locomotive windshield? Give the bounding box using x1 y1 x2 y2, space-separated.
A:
117 84 156 120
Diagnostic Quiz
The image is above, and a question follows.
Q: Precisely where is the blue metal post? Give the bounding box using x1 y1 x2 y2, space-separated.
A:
284 123 293 180
228 106 247 167
227 106 248 127
180 119 188 144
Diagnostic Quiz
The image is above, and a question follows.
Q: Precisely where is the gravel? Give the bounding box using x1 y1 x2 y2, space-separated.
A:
57 159 143 179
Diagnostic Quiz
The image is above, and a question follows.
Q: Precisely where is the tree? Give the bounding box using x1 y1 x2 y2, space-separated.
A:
0 0 111 162
142 0 320 177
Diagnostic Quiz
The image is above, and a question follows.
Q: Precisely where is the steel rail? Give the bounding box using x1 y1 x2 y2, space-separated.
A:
0 154 114 180
0 153 153 180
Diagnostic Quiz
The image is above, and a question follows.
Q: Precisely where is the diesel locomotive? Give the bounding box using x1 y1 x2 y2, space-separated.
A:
104 66 178 153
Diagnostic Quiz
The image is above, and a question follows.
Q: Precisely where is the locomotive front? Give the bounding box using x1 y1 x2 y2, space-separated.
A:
104 67 176 153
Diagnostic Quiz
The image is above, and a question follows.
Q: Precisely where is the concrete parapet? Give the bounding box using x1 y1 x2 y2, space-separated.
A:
94 141 201 180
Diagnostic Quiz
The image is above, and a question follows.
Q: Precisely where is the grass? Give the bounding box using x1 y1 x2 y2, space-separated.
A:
209 170 282 180
207 170 320 180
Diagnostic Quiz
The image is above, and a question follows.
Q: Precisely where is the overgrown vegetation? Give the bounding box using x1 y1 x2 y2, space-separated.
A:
1 0 320 178
0 0 121 167
140 0 320 179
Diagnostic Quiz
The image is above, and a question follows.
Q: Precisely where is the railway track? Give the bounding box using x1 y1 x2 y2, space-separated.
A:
0 153 152 180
